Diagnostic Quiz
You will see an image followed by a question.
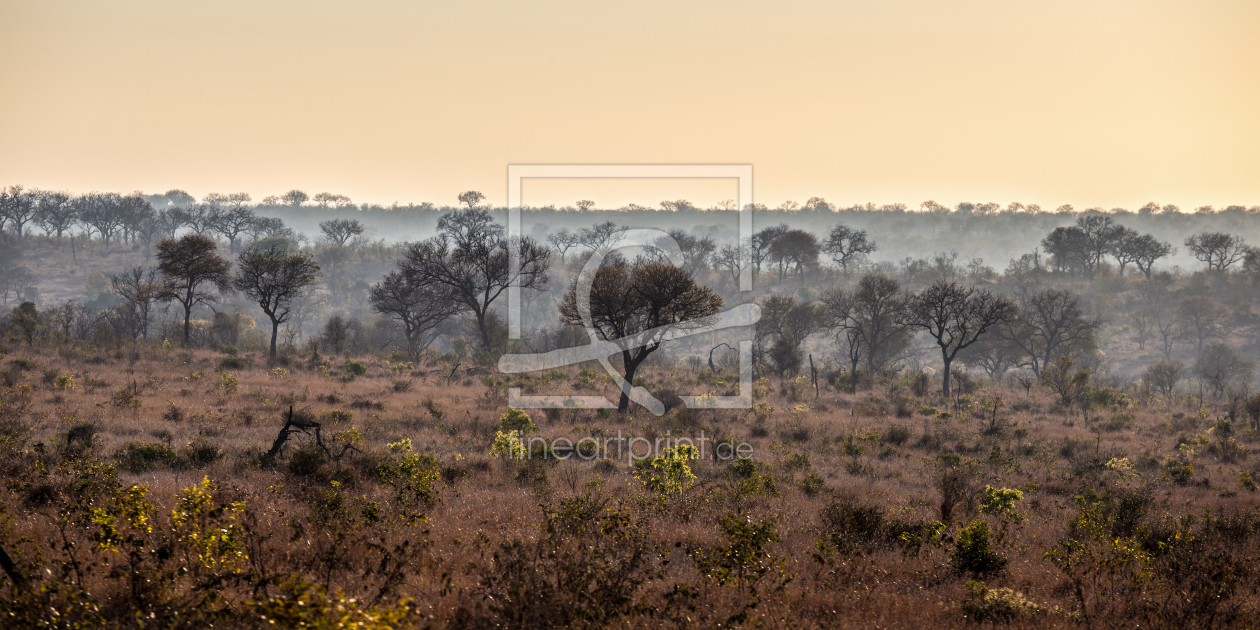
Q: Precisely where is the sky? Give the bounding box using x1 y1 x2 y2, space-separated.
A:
1 0 1257 211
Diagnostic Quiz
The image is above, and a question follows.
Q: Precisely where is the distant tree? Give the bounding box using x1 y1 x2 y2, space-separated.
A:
823 224 876 271
247 216 292 242
155 208 187 239
156 234 232 345
559 261 722 412
754 295 823 378
659 229 715 274
163 189 196 208
546 228 581 263
34 191 75 238
1143 360 1184 402
233 242 322 359
999 289 1100 376
578 220 627 252
322 315 351 354
1118 232 1175 279
1040 226 1087 275
311 192 352 208
213 206 258 253
750 223 788 282
1177 295 1231 352
204 192 252 210
369 269 462 360
713 242 747 285
457 191 486 209
280 190 309 207
75 193 124 249
907 280 1017 396
1185 232 1249 271
822 273 911 378
319 218 366 245
802 197 833 213
109 266 164 340
183 205 220 236
575 200 596 211
1195 343 1254 398
768 229 820 280
399 208 551 352
6 301 42 345
116 194 155 245
0 185 37 236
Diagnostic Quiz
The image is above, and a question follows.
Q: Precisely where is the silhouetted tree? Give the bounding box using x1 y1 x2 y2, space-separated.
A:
1177 295 1231 352
399 208 550 352
157 234 232 345
750 222 787 283
999 289 1100 376
233 243 322 359
458 191 486 209
769 229 820 280
907 280 1017 395
578 220 626 252
546 229 581 263
1121 233 1175 279
0 185 37 236
213 207 258 253
1185 232 1249 271
319 218 366 246
280 190 309 207
369 269 462 360
75 193 124 249
1143 360 1184 401
1195 343 1253 398
1040 226 1087 274
34 190 75 238
109 266 164 340
823 273 911 376
823 224 876 271
1075 215 1123 279
559 261 722 412
755 295 823 378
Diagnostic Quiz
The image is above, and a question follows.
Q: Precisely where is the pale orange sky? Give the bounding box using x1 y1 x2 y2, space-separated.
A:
1 0 1257 211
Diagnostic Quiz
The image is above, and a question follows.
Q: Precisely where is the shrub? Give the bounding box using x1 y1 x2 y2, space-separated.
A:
287 442 326 477
163 403 185 423
978 486 1024 522
884 424 912 446
219 372 239 394
490 430 527 459
55 372 75 390
633 445 698 497
269 367 290 379
219 356 250 370
1101 412 1134 432
343 361 367 378
182 438 222 468
951 519 1006 576
960 580 1043 623
10 358 34 371
798 472 827 496
219 343 239 355
499 407 537 434
116 441 185 473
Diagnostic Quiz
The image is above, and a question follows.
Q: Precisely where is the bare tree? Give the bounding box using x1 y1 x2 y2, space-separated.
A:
369 269 461 360
116 194 155 245
1122 233 1175 279
247 216 292 242
559 261 722 412
1177 295 1231 352
0 185 37 236
1185 232 1248 271
457 191 486 209
1142 360 1184 402
398 208 550 352
999 288 1100 376
713 242 747 285
823 273 911 377
749 222 787 283
75 193 124 250
109 266 164 340
823 224 876 271
34 191 75 239
907 280 1017 395
578 220 627 252
157 234 232 345
1075 214 1123 279
546 228 581 263
754 295 823 378
319 218 365 246
213 206 258 253
312 192 352 208
233 242 322 359
1195 343 1254 398
575 200 595 211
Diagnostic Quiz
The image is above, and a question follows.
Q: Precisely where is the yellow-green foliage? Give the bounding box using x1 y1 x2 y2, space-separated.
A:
490 429 527 459
979 485 1024 522
171 477 248 572
218 371 238 394
250 577 415 629
634 444 699 497
499 407 537 434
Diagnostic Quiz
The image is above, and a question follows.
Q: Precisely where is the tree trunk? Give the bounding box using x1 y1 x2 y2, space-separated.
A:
618 352 645 413
269 317 280 359
941 354 953 397
850 356 860 394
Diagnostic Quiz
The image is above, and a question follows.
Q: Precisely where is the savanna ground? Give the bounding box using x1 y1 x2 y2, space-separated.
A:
3 337 1260 629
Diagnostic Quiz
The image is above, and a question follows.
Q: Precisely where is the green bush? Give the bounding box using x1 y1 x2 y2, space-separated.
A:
343 361 367 377
951 519 1006 576
499 407 537 434
182 438 222 468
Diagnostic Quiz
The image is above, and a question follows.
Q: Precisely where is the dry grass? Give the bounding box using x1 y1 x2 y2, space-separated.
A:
2 341 1260 628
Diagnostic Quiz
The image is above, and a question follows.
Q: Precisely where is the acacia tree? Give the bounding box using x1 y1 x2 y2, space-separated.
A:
1040 226 1087 274
1122 233 1175 279
233 243 321 359
319 218 365 245
109 266 164 340
749 222 787 283
546 229 581 263
823 224 876 271
578 220 626 252
76 193 125 250
754 295 823 378
157 234 232 345
906 280 1016 395
398 208 550 352
212 206 257 253
999 289 1101 376
0 185 37 236
559 261 722 412
768 229 820 280
1185 232 1249 271
1177 295 1231 352
369 269 462 360
35 191 75 238
280 190 309 207
458 191 485 209
1075 215 1123 279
